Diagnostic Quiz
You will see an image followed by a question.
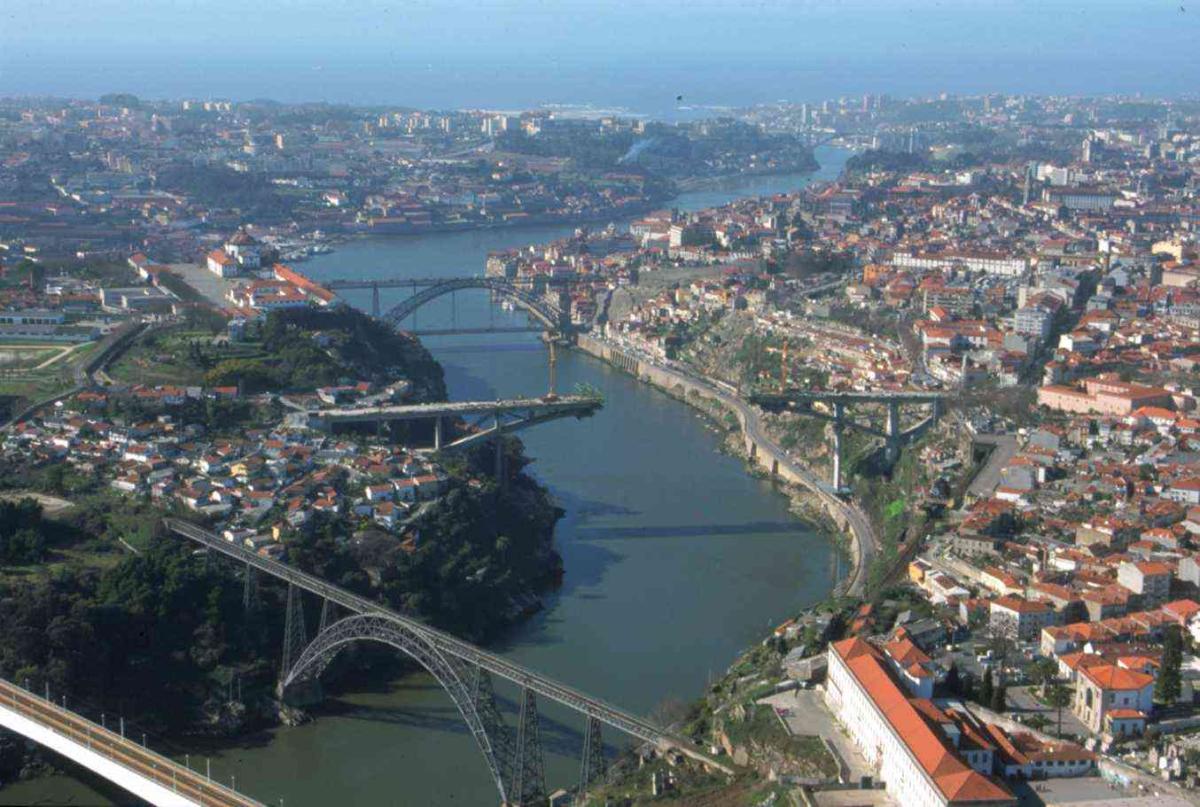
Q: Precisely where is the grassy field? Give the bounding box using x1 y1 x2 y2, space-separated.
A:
0 543 125 583
106 326 266 387
0 341 101 406
0 344 65 369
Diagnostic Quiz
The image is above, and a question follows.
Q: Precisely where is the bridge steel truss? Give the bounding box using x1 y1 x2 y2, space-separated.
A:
378 277 570 335
165 519 732 804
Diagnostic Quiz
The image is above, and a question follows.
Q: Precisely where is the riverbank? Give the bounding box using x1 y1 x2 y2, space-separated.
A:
286 157 829 263
671 156 822 192
571 333 870 598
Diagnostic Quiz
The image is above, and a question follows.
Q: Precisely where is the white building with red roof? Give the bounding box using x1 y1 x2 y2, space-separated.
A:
1072 663 1154 737
825 637 1015 807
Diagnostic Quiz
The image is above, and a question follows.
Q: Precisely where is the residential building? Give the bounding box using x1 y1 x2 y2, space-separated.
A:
1072 664 1154 737
1117 561 1172 607
989 596 1057 641
825 638 1015 807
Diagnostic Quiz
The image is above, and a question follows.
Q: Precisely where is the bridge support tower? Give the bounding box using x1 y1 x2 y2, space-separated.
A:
884 400 901 465
831 402 844 492
579 716 605 796
493 412 504 483
508 689 546 807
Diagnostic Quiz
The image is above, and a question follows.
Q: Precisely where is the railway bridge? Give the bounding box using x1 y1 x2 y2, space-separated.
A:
165 519 734 806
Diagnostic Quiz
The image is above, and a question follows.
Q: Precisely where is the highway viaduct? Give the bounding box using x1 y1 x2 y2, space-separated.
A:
284 395 602 479
0 676 261 807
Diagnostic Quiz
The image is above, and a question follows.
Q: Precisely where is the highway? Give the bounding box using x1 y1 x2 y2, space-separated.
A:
0 677 261 807
692 369 877 597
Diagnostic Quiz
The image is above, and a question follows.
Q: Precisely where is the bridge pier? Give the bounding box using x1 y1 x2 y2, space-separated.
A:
831 402 844 492
884 400 901 465
579 716 605 796
434 416 443 451
493 413 504 483
242 564 257 611
281 583 307 683
509 689 546 807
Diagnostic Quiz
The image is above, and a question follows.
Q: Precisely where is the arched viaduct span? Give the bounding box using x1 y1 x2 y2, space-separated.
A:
384 277 567 333
326 276 572 334
164 519 733 806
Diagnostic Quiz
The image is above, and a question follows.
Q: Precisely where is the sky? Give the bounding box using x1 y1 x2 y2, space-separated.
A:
2 1 1198 110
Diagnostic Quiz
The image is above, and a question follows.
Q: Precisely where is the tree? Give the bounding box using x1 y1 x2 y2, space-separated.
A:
978 666 994 707
943 662 961 697
1045 683 1072 738
990 682 1007 712
1025 714 1050 732
1156 625 1183 705
1029 657 1059 698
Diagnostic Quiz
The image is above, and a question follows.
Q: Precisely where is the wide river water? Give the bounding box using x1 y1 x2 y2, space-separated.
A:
3 148 850 806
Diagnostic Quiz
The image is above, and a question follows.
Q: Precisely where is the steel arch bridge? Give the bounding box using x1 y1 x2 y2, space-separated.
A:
284 613 519 802
165 519 733 806
381 277 570 335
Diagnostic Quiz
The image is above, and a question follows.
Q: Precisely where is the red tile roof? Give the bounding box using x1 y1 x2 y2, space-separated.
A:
831 638 1013 804
1078 663 1154 692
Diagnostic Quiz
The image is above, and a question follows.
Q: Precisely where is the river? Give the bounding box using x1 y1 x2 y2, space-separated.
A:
1 148 851 806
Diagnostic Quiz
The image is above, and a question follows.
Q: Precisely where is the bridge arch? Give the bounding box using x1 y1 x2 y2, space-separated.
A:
283 613 510 802
383 277 565 333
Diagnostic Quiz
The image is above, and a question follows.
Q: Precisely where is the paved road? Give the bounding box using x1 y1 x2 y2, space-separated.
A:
762 690 873 783
1005 685 1090 739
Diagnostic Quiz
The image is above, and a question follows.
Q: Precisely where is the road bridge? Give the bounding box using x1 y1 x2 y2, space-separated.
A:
287 395 601 477
750 389 945 490
0 676 261 807
164 519 733 806
325 275 575 336
408 325 545 337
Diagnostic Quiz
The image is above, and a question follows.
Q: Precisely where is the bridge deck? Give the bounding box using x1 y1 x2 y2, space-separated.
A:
305 395 600 423
165 519 734 776
752 389 944 406
0 678 262 807
325 277 450 289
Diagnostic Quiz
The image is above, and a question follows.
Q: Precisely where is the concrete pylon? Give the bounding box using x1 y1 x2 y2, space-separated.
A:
831 402 844 492
885 400 901 465
493 413 504 483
